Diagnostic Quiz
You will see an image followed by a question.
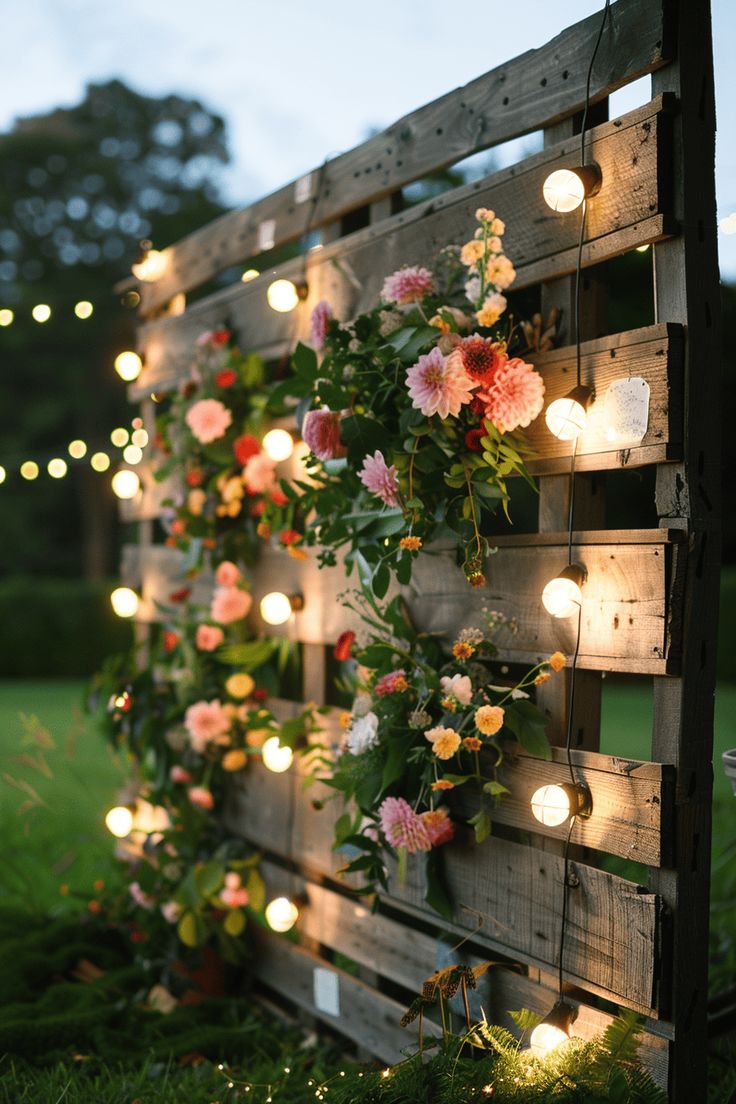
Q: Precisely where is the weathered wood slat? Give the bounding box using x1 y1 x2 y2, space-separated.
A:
225 762 660 1014
131 98 675 398
134 0 671 315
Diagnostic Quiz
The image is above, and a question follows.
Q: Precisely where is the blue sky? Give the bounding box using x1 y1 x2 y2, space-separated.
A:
2 0 734 276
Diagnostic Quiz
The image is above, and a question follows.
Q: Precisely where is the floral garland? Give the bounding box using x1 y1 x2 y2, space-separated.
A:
261 209 554 594
91 561 317 958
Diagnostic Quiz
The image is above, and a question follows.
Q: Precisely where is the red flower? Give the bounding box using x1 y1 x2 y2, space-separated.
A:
252 688 268 702
233 434 260 465
130 929 149 943
163 630 179 653
250 499 265 516
215 368 237 388
186 469 204 487
334 631 356 662
169 587 191 603
465 428 485 452
269 488 288 507
171 518 186 535
211 329 231 346
454 336 507 385
279 529 302 546
202 538 216 550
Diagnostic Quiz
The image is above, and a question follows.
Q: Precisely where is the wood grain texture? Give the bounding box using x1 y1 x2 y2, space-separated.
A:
130 99 674 399
134 0 671 315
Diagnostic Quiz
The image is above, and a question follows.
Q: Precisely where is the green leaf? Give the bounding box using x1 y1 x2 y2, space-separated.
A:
509 1008 543 1032
246 868 266 913
177 910 207 948
502 700 551 760
424 849 453 919
469 808 492 844
483 780 511 798
195 860 224 897
292 341 318 380
223 908 247 937
215 639 278 671
372 562 390 598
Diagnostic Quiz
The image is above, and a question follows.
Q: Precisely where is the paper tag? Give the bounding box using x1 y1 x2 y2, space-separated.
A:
313 967 340 1017
295 173 312 204
603 377 650 443
258 219 276 251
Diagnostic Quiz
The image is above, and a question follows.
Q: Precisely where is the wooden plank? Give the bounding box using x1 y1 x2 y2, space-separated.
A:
135 0 671 315
225 763 660 1013
252 932 442 1063
131 99 675 399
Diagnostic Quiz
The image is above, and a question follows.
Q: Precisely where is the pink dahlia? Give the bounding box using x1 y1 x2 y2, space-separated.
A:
185 399 232 444
310 299 333 350
447 335 507 386
195 624 225 651
211 586 253 624
359 451 400 507
374 669 409 697
477 357 545 433
381 265 434 305
184 698 231 753
242 453 276 494
379 796 432 853
215 560 241 587
303 408 346 461
406 346 477 419
188 786 215 810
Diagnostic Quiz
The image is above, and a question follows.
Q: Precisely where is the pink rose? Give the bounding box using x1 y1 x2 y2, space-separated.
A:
302 408 346 461
210 586 253 624
188 786 215 811
215 561 241 587
184 699 231 753
195 624 225 651
169 765 192 784
185 399 232 444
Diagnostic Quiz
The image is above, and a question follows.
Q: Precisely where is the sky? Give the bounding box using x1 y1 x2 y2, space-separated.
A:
1 0 734 275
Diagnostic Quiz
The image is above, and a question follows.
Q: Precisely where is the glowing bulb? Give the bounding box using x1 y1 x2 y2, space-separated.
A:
110 586 139 618
74 300 93 319
531 784 572 827
131 248 166 282
32 303 51 323
530 1021 570 1057
105 805 134 837
262 428 294 462
0 308 14 326
111 427 129 447
20 461 39 480
131 428 149 448
111 469 141 499
543 165 601 213
636 244 650 253
47 458 68 479
241 268 260 282
0 466 5 484
115 351 142 382
91 451 111 472
260 591 297 625
265 896 299 932
123 444 143 465
541 565 586 619
261 736 294 773
267 278 305 313
68 439 87 459
545 386 592 441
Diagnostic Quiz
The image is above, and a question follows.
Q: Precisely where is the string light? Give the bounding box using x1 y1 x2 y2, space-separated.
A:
105 805 134 838
530 782 592 827
260 591 303 625
261 736 294 773
31 304 51 323
265 896 300 932
0 309 13 326
529 1000 577 1057
131 428 149 448
0 467 5 484
262 428 295 462
542 165 601 213
74 300 94 319
114 351 142 382
111 469 141 499
20 461 39 480
545 385 593 441
131 242 167 282
123 444 143 465
111 428 129 448
267 278 307 313
110 586 139 618
68 440 87 459
241 268 260 282
541 564 586 618
91 451 111 472
47 458 68 479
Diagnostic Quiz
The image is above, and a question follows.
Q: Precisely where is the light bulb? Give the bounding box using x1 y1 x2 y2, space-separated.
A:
110 586 139 618
115 351 142 382
260 591 302 626
541 564 586 619
265 896 299 932
111 469 141 499
131 248 166 282
68 439 87 459
74 300 93 319
0 467 5 484
542 165 601 213
32 303 51 323
241 268 260 282
20 461 39 481
47 458 68 479
529 1001 576 1057
131 428 149 448
262 428 294 462
0 309 14 326
261 736 294 773
91 451 111 472
111 427 129 447
105 805 134 838
123 444 143 465
530 782 592 827
545 386 592 441
267 279 306 313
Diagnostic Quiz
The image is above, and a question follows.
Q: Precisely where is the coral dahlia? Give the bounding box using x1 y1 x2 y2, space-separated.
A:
406 346 477 419
477 357 545 433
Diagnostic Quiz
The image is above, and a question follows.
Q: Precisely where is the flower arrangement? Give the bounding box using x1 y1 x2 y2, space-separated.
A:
323 594 558 915
262 209 553 594
153 328 288 568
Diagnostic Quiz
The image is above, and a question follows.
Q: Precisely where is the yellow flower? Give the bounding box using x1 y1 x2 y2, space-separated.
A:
428 314 451 333
226 499 242 518
490 218 505 236
475 207 495 223
222 748 248 771
187 489 207 516
548 651 566 672
220 475 244 503
245 727 270 748
425 725 461 760
225 673 256 699
535 671 551 685
399 535 422 552
460 240 485 266
452 641 475 660
256 522 271 539
339 711 352 730
287 545 309 561
475 705 504 736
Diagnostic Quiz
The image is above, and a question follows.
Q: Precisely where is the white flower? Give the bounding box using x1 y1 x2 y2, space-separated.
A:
440 673 473 706
464 275 481 304
347 711 379 754
488 684 530 700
